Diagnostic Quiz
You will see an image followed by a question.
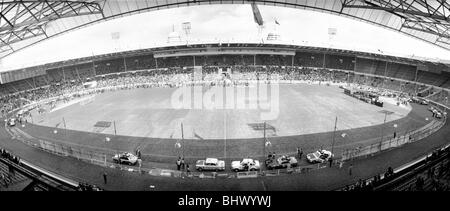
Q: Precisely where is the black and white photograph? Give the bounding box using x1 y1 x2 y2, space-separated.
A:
0 0 450 204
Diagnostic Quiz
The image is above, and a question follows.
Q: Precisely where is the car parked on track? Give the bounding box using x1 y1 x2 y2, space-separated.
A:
265 155 298 170
435 111 443 119
419 99 429 105
112 152 138 165
195 158 225 171
429 106 435 112
306 150 333 164
231 158 260 172
410 97 419 103
7 118 16 127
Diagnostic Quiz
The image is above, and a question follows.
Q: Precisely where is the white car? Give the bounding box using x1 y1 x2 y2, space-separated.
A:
420 99 429 105
307 150 333 164
112 152 138 165
195 158 225 171
435 111 443 119
231 158 260 172
8 118 16 127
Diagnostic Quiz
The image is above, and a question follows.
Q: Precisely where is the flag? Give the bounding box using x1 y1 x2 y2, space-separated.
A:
275 19 280 25
328 28 337 36
251 3 264 26
111 32 120 40
193 132 204 140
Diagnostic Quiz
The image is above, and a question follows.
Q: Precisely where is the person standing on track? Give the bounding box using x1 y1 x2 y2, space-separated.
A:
176 157 181 171
348 164 353 176
186 163 190 176
136 149 141 159
103 172 107 185
181 158 185 170
297 148 303 160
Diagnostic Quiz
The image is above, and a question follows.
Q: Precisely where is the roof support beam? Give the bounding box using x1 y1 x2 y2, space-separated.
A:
0 0 103 57
342 5 449 21
402 25 450 39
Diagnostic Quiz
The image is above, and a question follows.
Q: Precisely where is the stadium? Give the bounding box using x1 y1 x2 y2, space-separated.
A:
0 0 450 193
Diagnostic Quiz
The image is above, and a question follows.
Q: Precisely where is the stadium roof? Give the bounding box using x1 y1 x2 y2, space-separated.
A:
1 0 450 59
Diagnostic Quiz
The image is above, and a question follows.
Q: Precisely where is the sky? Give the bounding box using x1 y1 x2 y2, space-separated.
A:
1 4 450 71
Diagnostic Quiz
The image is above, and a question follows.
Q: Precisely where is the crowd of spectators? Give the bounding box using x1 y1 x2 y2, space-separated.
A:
76 182 103 191
341 166 394 191
342 147 450 191
351 74 425 99
95 71 191 89
0 65 440 118
1 80 85 116
405 148 450 191
1 148 21 165
0 148 22 190
230 66 344 83
1 147 102 191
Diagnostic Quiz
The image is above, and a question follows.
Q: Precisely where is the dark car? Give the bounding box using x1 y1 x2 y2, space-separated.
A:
112 152 138 165
265 155 298 170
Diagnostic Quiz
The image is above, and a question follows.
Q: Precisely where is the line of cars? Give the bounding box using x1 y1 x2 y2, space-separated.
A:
6 109 30 127
194 155 298 172
195 149 334 172
112 149 334 172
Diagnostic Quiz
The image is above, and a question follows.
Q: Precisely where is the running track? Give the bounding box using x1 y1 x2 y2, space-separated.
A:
0 108 449 190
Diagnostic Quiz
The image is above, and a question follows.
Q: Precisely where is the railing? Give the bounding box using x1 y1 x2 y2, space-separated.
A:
7 126 107 167
1 141 102 191
337 143 450 191
341 116 446 161
38 139 107 167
